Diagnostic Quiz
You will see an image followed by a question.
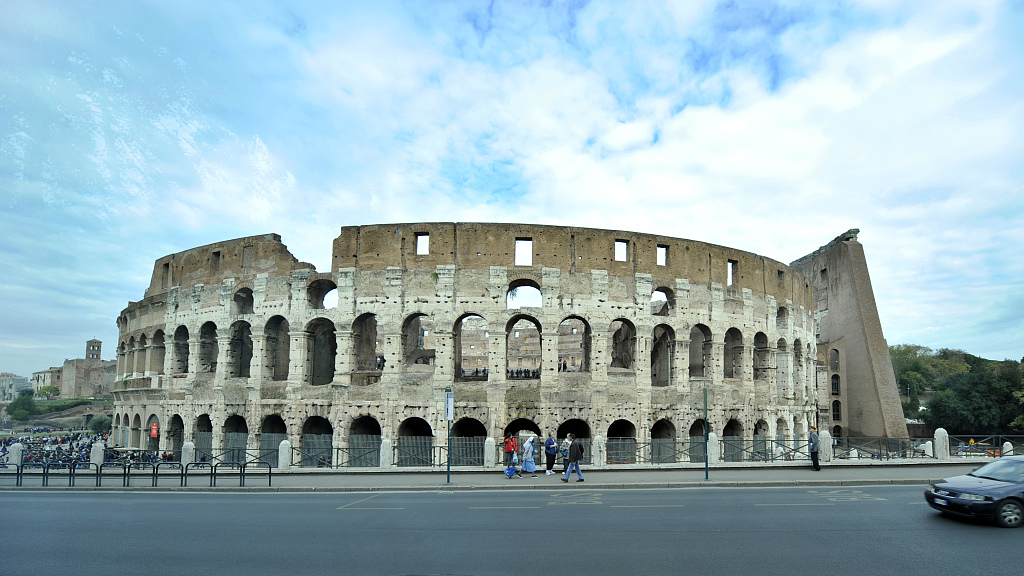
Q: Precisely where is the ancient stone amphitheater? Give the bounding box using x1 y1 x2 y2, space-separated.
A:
111 223 840 467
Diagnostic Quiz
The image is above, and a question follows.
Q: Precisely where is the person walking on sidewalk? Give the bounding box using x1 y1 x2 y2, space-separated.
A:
544 432 557 475
522 436 538 478
561 433 584 483
809 425 821 471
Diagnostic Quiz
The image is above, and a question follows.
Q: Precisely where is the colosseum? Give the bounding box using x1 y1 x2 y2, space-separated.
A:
111 223 907 467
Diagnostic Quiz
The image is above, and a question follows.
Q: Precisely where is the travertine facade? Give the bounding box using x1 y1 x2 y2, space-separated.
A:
110 224 859 463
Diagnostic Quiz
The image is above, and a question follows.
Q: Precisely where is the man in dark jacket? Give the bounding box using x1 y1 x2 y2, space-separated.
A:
561 433 584 482
809 425 821 471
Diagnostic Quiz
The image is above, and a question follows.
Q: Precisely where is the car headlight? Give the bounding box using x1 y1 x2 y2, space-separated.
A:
958 493 991 502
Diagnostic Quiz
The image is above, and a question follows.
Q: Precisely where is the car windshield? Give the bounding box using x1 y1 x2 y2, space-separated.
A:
969 459 1024 483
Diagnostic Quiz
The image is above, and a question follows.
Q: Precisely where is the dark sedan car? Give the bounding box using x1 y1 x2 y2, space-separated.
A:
925 455 1024 528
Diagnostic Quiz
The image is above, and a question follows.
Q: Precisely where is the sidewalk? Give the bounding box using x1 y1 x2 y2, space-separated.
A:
1 460 985 492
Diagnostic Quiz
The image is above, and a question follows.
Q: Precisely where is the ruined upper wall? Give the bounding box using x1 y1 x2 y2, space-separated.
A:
143 233 311 298
332 223 814 310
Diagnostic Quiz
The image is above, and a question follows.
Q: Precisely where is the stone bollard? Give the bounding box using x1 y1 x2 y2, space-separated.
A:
818 431 832 463
278 440 292 469
707 432 720 464
1002 441 1013 457
592 435 605 467
90 442 105 468
934 428 950 461
850 449 859 459
9 442 23 466
483 437 496 467
180 441 195 467
379 438 393 468
924 441 934 458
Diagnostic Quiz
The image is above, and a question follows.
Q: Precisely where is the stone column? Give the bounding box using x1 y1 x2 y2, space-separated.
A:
434 329 454 381
675 336 689 392
187 336 201 376
934 428 950 461
215 335 231 381
278 439 292 469
333 329 352 384
250 330 267 380
290 329 310 386
379 438 393 468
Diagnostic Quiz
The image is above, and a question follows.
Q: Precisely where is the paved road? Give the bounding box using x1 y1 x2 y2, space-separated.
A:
1 485 1017 576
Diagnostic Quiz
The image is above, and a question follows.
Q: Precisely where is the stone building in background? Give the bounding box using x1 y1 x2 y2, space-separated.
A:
108 224 904 464
32 340 116 399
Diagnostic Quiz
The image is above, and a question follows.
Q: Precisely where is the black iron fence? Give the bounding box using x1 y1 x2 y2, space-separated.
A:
948 436 1024 458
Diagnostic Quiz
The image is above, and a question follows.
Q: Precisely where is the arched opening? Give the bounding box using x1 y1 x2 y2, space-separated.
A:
228 321 253 378
723 328 743 379
301 416 334 468
307 279 338 310
136 334 148 375
506 280 542 310
117 341 126 378
688 419 707 463
832 425 842 439
506 316 541 379
651 288 673 316
689 324 712 378
264 316 290 381
259 414 287 467
557 317 590 373
832 400 842 421
651 324 674 387
348 416 382 467
146 414 160 452
608 319 636 370
607 419 637 464
776 338 790 399
232 288 254 315
168 414 184 460
121 413 130 447
753 332 769 381
775 418 790 456
172 325 189 374
194 415 213 461
451 417 487 466
126 337 136 376
556 419 591 465
503 418 542 448
830 349 840 371
150 330 166 375
402 313 436 370
753 419 770 460
396 417 433 467
722 419 744 462
306 318 336 386
351 313 381 373
651 419 676 463
131 414 142 449
455 314 488 381
223 415 249 463
198 322 218 373
776 306 788 330
832 374 840 395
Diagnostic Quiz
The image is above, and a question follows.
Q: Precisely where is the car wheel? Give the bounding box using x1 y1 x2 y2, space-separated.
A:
995 499 1023 528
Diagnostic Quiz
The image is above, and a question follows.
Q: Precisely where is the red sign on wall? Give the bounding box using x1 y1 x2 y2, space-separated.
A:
150 422 159 438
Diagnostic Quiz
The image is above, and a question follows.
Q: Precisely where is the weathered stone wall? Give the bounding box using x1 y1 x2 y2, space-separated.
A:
112 224 830 461
792 229 909 438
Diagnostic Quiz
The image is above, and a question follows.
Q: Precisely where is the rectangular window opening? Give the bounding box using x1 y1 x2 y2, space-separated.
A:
416 233 430 255
514 238 533 266
727 260 738 287
656 245 668 266
820 268 827 283
614 240 628 262
211 251 220 272
777 270 784 286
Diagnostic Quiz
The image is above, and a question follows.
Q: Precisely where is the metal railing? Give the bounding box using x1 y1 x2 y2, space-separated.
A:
833 438 934 460
948 435 1024 458
394 444 446 467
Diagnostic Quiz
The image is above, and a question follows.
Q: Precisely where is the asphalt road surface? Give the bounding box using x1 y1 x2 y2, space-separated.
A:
1 486 1019 576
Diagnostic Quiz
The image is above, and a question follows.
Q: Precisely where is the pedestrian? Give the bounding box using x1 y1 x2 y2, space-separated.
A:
544 432 557 475
503 433 522 477
561 433 584 482
560 435 572 472
522 436 538 478
809 425 821 471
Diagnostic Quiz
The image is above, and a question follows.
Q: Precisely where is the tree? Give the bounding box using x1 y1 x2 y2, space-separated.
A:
36 385 60 399
5 394 38 418
88 414 112 435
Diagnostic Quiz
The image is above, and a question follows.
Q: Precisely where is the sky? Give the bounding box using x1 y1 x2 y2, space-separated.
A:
1 0 1022 378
